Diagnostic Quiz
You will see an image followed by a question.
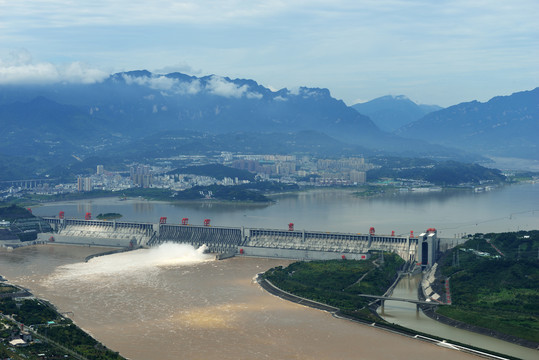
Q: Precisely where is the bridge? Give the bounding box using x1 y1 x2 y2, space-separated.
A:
356 294 447 310
39 215 440 266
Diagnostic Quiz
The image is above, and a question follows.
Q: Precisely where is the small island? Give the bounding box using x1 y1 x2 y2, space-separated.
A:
95 213 122 220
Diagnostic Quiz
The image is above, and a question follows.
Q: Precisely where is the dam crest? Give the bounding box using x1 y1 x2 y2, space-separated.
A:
40 216 440 267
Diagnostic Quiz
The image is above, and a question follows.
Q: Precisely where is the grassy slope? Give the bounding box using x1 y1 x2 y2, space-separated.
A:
436 231 539 343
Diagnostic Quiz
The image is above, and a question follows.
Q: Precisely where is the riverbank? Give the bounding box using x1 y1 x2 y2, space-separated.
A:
418 256 539 349
0 279 126 360
419 298 539 350
426 232 539 348
256 273 519 360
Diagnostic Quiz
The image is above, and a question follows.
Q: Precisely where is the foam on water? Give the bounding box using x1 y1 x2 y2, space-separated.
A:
45 243 213 284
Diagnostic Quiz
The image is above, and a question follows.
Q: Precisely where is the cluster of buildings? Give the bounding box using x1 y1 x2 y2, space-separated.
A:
229 154 371 186
1 154 373 198
70 154 372 193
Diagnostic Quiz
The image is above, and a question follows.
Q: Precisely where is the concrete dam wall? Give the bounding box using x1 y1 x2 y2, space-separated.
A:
42 218 424 262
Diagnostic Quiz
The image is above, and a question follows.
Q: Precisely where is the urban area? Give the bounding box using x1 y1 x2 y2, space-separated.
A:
2 154 375 199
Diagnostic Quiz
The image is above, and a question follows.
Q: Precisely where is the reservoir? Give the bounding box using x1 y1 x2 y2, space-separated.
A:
31 183 538 237
2 183 538 359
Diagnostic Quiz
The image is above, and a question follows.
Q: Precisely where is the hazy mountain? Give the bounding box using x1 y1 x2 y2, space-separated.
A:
396 88 539 159
0 71 379 141
0 96 118 159
0 71 495 182
352 95 442 132
0 70 469 160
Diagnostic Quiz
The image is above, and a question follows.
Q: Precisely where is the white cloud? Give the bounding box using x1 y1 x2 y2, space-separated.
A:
177 79 202 95
1 1 538 105
62 62 108 84
246 91 263 99
120 73 262 99
122 74 176 90
288 87 301 96
0 0 289 28
205 75 248 98
0 50 107 84
0 62 59 84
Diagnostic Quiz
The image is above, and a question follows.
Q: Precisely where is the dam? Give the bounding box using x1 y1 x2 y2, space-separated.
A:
39 213 440 266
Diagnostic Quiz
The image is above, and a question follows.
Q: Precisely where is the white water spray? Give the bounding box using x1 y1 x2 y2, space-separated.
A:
45 243 213 284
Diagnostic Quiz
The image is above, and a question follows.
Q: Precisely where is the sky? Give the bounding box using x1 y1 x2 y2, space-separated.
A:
0 0 538 107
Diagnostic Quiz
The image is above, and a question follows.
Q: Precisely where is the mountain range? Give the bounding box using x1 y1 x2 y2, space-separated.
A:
396 87 539 160
352 95 442 132
0 70 536 180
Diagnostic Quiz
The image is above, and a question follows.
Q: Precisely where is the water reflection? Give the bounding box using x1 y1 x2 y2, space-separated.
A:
132 201 154 214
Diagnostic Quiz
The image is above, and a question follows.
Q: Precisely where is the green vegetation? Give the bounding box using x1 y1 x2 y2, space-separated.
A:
41 324 123 360
367 157 506 185
0 297 125 360
352 185 394 197
16 190 119 203
263 253 404 321
436 231 539 343
95 213 122 220
0 284 18 294
0 204 34 221
8 180 298 205
1 298 59 326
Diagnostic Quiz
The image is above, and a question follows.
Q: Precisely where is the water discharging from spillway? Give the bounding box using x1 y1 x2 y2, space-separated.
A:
43 243 214 288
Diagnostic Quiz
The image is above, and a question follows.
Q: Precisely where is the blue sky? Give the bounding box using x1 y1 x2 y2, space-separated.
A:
0 0 537 107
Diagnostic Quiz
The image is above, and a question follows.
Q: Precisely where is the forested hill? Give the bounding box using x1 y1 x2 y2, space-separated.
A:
396 88 539 159
436 231 539 344
367 159 505 185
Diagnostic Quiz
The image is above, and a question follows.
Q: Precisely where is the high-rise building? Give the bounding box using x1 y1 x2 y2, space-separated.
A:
77 176 84 192
84 177 92 192
349 170 367 184
97 165 104 175
77 176 92 192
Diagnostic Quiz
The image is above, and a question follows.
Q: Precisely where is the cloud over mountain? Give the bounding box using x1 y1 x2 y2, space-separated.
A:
0 49 108 84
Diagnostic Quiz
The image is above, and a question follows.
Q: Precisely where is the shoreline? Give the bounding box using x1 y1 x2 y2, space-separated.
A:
0 276 127 360
256 273 527 360
10 181 509 208
418 274 539 350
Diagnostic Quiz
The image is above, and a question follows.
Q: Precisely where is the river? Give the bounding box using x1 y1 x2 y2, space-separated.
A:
31 183 539 237
2 183 538 359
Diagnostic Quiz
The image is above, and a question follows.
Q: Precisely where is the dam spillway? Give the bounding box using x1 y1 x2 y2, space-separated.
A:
40 217 437 264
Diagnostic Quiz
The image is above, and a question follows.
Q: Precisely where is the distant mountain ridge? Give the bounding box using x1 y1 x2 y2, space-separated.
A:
352 95 442 132
396 88 539 159
0 70 469 164
0 71 535 182
0 71 379 141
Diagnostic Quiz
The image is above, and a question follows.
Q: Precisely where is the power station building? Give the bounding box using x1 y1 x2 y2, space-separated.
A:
416 228 440 268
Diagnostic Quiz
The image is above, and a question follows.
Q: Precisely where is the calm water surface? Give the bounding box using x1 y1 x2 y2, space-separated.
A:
32 183 539 236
